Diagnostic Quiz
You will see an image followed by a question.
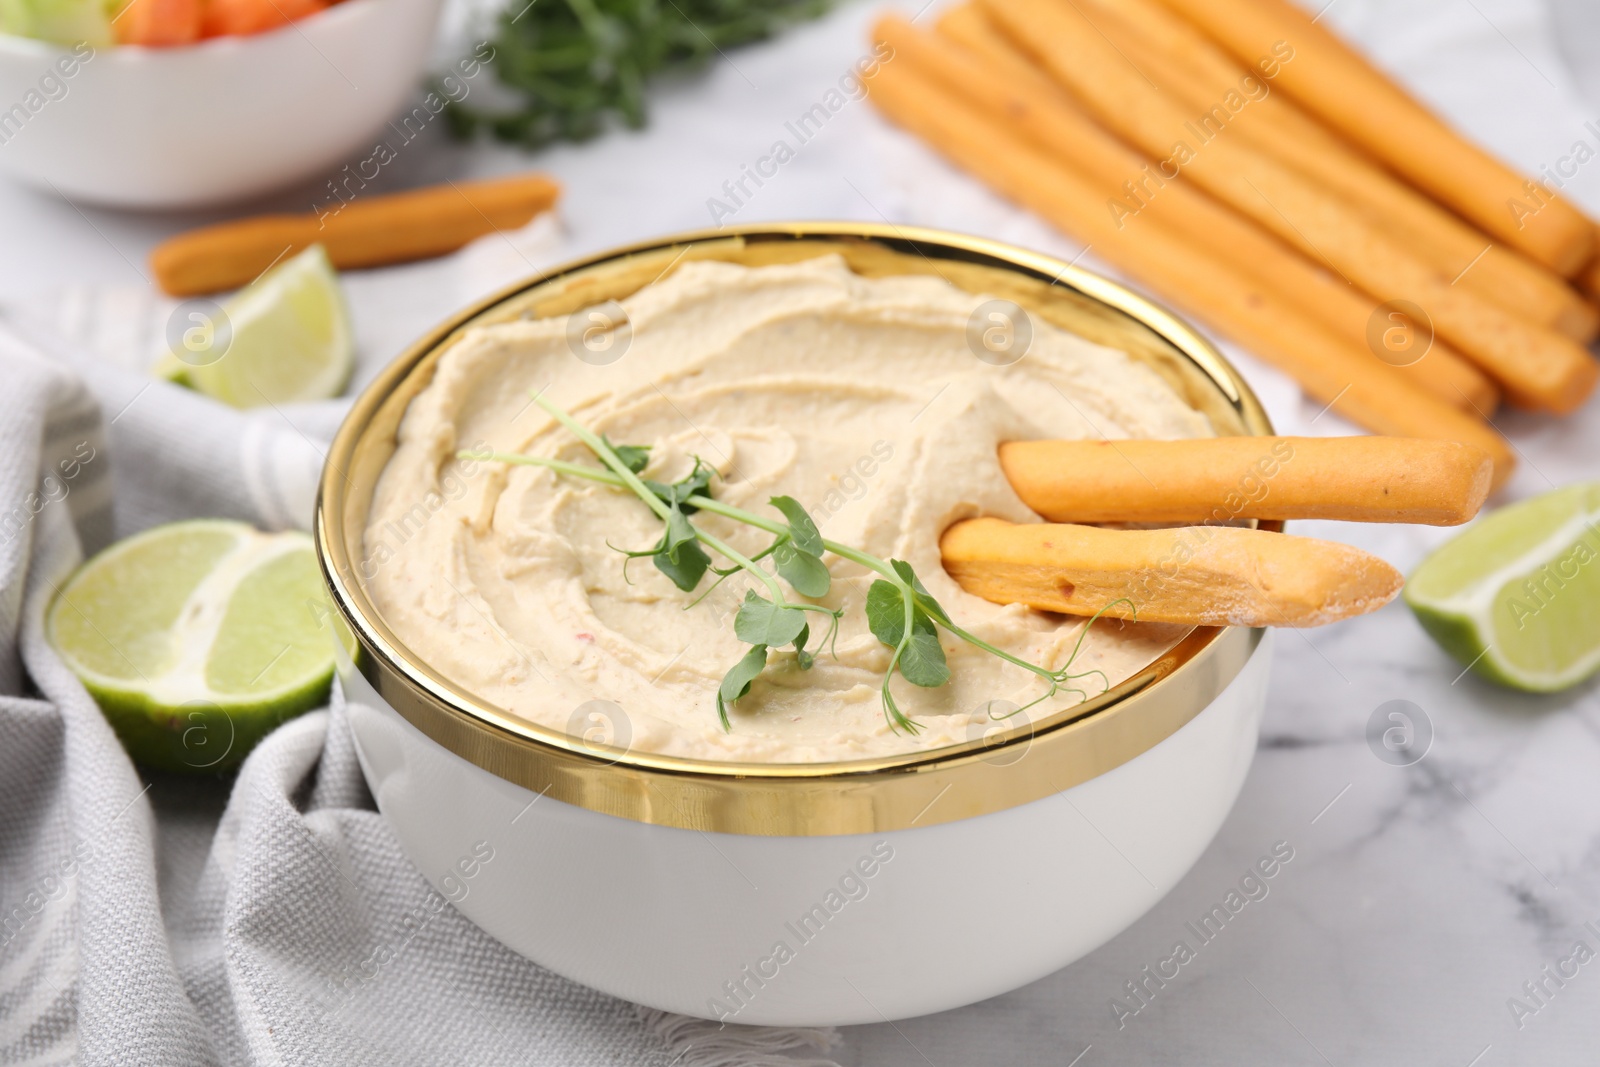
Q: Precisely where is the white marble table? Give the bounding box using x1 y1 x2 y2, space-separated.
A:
4 0 1599 1063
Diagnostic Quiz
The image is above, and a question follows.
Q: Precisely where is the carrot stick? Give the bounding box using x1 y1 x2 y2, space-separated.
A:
978 0 1598 415
150 174 562 296
999 436 1493 525
897 12 1499 414
862 56 1516 485
200 0 324 37
940 516 1403 627
1148 0 1596 276
1075 0 1598 343
114 0 202 44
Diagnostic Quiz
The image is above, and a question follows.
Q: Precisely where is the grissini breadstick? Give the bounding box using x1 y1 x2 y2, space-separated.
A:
1076 0 1598 342
1148 0 1594 275
1578 251 1600 304
936 4 1063 99
892 13 1499 414
940 517 1403 627
151 174 562 296
978 0 1599 415
999 436 1493 526
862 58 1517 485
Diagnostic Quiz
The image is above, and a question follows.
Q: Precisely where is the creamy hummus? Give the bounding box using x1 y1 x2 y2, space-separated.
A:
365 256 1212 762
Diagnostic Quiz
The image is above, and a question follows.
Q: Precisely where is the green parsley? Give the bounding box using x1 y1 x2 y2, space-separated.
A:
449 0 835 147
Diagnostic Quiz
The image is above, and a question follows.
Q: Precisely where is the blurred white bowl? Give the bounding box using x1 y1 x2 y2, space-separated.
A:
0 0 444 209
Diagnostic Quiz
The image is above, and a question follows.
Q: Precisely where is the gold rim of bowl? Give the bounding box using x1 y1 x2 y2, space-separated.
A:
314 222 1276 836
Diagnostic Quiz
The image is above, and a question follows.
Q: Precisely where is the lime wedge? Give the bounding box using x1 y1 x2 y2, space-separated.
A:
152 347 190 385
46 519 345 772
175 244 353 408
1405 483 1600 692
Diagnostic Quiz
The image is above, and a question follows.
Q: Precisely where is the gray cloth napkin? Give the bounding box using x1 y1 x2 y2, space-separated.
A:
0 318 843 1066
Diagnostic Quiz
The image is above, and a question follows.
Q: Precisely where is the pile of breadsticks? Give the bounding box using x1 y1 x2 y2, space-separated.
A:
866 0 1600 489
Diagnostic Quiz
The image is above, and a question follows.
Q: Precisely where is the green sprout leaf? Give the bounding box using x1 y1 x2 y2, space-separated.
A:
865 580 934 646
793 622 813 670
601 435 652 475
865 579 905 645
866 570 945 729
890 559 952 625
773 540 831 597
644 459 714 514
898 630 950 688
662 507 698 561
770 495 823 556
716 643 769 730
653 536 710 591
734 590 808 647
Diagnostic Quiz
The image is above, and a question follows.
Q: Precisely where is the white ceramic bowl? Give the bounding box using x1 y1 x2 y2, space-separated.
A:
316 225 1279 1025
0 0 443 209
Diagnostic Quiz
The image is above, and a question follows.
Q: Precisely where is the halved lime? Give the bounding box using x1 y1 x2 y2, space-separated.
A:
160 244 353 408
1405 484 1600 692
46 519 345 772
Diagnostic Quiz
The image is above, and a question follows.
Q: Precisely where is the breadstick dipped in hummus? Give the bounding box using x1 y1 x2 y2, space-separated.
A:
941 518 1404 628
1000 436 1493 526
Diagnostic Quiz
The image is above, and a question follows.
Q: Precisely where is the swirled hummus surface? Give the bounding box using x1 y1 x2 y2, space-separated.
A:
365 256 1212 762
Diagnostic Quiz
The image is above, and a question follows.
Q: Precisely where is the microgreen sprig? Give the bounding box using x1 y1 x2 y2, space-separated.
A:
465 392 1125 734
519 394 840 729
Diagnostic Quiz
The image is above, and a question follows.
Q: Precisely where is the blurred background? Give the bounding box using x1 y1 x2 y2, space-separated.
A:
8 0 1600 434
